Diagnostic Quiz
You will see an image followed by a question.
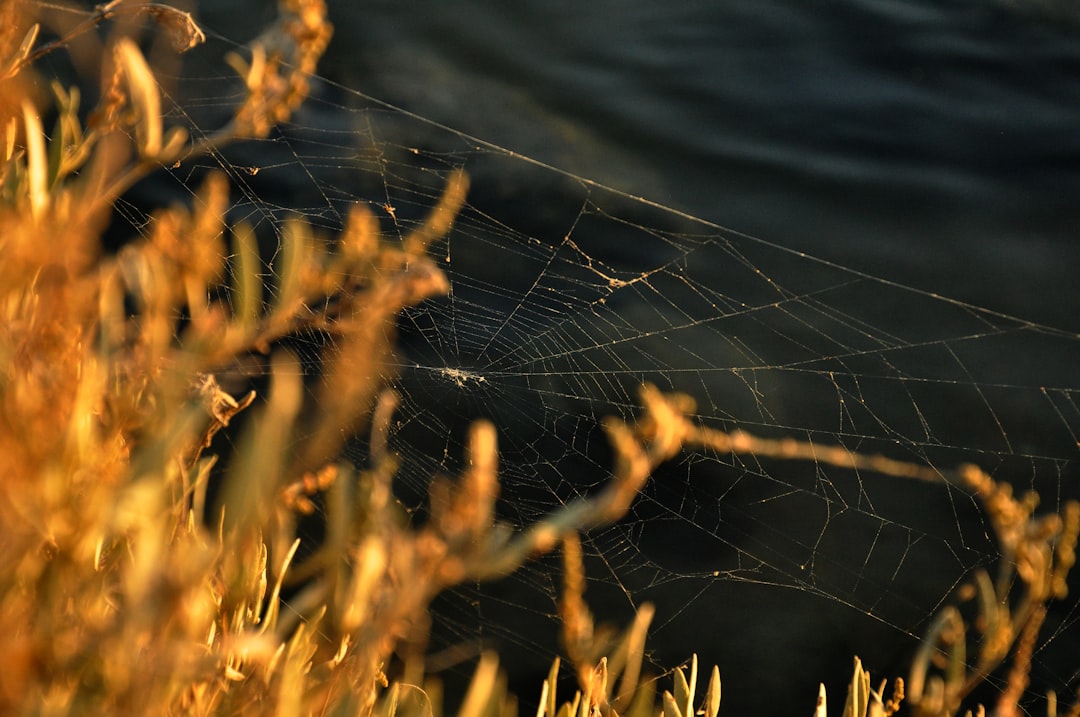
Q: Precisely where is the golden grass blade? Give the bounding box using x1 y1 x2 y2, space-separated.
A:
459 653 501 717
115 38 162 158
842 657 870 717
544 657 561 717
340 535 388 633
687 655 698 717
867 684 885 717
260 538 301 632
20 100 47 218
343 202 380 264
674 657 694 717
219 350 303 532
557 692 580 717
232 221 264 329
3 115 15 163
612 602 653 709
702 666 721 717
0 23 39 80
536 676 551 717
662 689 684 717
378 682 401 717
624 673 657 717
46 103 66 188
273 217 311 316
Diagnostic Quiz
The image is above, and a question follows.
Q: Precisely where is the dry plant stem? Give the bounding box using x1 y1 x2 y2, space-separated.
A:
556 530 661 717
688 407 1075 717
1 1 205 81
905 470 1078 716
292 253 452 475
559 533 595 687
198 172 465 378
469 420 653 579
468 389 676 580
994 604 1045 717
242 171 470 671
276 376 574 708
693 423 943 483
79 0 326 221
187 373 257 466
452 383 1074 716
635 387 1076 717
470 382 950 581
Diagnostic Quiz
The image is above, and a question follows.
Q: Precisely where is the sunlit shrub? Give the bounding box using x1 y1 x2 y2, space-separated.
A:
0 2 1074 716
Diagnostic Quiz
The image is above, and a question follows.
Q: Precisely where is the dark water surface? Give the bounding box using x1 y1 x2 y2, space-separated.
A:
312 0 1080 328
192 2 1080 715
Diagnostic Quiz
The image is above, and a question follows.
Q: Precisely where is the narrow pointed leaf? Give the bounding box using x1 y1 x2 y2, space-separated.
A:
702 666 721 717
843 657 869 717
0 23 39 79
544 657 561 717
459 653 500 717
663 690 684 717
21 101 47 218
674 664 692 717
115 38 162 158
231 221 263 328
274 217 311 315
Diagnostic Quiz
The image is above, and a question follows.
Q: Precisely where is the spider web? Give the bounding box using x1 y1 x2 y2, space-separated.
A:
107 8 1080 716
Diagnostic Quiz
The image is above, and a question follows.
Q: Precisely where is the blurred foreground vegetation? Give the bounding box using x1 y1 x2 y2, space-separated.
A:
0 2 1076 715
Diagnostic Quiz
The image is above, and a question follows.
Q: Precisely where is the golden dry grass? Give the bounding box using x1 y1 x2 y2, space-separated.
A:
0 2 1075 716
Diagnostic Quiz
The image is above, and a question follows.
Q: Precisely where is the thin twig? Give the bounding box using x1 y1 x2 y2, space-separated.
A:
4 2 204 80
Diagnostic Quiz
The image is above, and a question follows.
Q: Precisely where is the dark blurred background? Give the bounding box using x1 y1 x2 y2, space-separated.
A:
313 0 1080 331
